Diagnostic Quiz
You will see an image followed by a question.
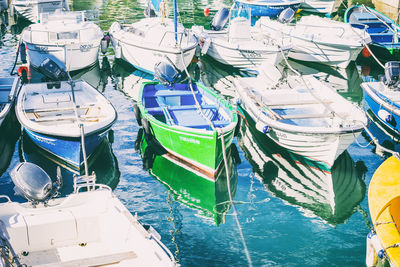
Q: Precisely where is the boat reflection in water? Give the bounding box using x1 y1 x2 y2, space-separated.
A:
0 113 20 177
238 120 366 225
19 131 120 194
136 128 238 225
112 59 153 101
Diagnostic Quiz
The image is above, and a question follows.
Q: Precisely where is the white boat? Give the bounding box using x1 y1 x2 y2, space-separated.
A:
235 68 368 169
22 10 103 72
255 14 371 68
10 0 69 23
0 163 177 267
238 124 365 225
300 0 339 15
0 78 19 127
108 2 197 74
192 7 291 70
15 67 117 168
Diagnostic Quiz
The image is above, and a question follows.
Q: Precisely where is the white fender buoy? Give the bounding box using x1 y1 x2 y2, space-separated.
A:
114 43 121 59
366 231 385 267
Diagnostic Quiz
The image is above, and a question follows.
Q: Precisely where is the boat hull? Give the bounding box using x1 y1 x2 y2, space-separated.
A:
300 0 337 14
237 104 362 169
24 127 109 168
288 37 364 68
234 0 301 17
25 42 100 72
11 0 67 22
206 40 287 69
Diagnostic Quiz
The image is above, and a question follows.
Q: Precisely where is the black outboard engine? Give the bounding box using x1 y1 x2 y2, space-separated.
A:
154 62 181 86
38 58 66 81
210 8 229 31
277 8 295 24
384 61 400 86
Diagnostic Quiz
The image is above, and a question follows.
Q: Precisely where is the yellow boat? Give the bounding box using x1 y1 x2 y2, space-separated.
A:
367 155 400 267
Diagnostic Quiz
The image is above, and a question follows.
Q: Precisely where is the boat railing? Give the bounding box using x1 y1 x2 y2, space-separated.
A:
148 232 178 266
0 195 11 203
157 29 192 47
73 173 112 193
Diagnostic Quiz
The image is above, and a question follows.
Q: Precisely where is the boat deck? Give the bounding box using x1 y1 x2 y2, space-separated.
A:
143 83 230 130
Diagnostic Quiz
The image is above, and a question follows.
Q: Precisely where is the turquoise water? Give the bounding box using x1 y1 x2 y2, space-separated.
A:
0 1 393 266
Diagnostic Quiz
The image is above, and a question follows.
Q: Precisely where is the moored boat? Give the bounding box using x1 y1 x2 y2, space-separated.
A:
366 155 400 267
10 0 69 23
0 162 177 266
233 0 302 18
135 63 237 178
0 78 19 127
361 62 400 135
15 67 117 169
21 10 103 72
192 7 291 70
345 5 400 61
300 0 339 15
108 0 197 74
256 11 371 68
235 68 368 169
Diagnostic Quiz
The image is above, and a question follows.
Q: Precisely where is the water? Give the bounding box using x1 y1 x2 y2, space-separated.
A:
0 1 393 266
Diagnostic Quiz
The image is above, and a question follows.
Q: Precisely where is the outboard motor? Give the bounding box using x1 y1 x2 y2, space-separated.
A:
210 8 229 31
384 61 400 86
154 61 181 86
277 8 295 24
38 58 66 81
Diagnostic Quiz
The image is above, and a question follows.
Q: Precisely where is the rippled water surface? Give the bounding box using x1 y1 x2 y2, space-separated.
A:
0 1 392 266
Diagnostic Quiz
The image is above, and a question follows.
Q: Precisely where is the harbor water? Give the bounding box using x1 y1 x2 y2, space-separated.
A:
0 1 393 266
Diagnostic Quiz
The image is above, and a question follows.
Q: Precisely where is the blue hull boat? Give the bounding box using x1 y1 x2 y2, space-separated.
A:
361 62 400 134
24 128 109 168
234 0 301 17
16 79 117 170
345 5 400 61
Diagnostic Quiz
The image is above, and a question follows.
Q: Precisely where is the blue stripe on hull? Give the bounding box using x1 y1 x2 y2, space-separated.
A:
24 128 109 167
235 1 300 17
364 92 400 133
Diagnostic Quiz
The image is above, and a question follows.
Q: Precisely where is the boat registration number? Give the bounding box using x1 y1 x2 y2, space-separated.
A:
80 44 93 52
241 50 261 58
179 136 200 144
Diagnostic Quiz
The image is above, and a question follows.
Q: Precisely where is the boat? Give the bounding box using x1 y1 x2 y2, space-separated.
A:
255 11 371 68
137 128 237 225
345 5 400 61
21 10 103 72
361 61 400 135
10 0 69 23
233 0 302 18
192 7 291 70
299 0 339 15
238 120 366 225
135 62 238 178
0 78 19 127
235 67 368 169
366 154 400 267
15 61 117 169
0 162 177 266
20 131 120 190
108 0 197 74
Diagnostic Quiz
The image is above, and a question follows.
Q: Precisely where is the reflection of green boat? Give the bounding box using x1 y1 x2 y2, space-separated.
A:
0 113 20 177
137 129 237 225
238 117 366 225
20 131 120 193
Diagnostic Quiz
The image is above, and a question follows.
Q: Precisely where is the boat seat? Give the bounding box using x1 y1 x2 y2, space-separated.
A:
179 119 230 128
146 104 217 112
152 90 198 97
31 114 103 122
351 12 379 22
279 113 334 120
24 104 97 114
31 251 137 267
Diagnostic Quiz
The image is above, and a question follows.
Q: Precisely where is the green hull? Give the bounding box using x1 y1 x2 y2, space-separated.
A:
138 82 237 174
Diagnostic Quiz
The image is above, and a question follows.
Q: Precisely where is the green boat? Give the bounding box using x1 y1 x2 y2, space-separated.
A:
137 129 238 225
136 78 238 179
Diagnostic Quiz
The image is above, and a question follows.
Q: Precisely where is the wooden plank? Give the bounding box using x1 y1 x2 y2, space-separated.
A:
32 114 103 122
25 104 97 113
34 251 137 267
279 113 334 120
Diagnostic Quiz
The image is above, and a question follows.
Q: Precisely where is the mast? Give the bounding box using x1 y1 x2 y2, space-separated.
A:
174 0 177 44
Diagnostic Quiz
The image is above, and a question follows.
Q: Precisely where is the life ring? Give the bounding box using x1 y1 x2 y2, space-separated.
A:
133 104 142 126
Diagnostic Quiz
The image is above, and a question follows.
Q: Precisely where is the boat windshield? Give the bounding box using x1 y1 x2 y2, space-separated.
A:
40 10 85 24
